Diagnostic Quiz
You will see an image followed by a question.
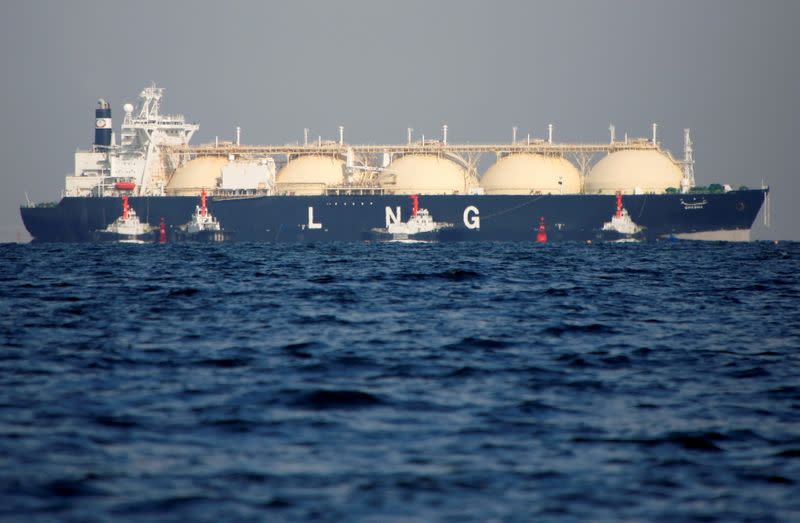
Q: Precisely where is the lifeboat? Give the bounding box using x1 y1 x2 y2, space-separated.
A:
114 181 136 191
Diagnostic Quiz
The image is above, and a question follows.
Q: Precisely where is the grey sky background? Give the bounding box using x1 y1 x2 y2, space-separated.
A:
1 0 797 242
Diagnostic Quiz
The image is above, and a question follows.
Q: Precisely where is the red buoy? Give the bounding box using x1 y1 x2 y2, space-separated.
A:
410 194 419 217
115 181 136 191
201 188 208 217
122 195 130 220
159 218 167 244
615 190 623 218
536 216 548 243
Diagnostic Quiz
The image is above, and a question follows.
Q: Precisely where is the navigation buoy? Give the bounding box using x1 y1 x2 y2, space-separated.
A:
159 218 167 244
536 216 547 243
122 195 130 220
615 190 623 218
201 188 208 217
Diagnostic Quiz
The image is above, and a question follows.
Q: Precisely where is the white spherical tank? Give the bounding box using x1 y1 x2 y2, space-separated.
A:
166 156 228 196
480 154 581 195
585 150 683 195
380 154 469 194
276 156 345 195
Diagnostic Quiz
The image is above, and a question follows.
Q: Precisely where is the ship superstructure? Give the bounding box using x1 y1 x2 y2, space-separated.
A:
66 85 198 198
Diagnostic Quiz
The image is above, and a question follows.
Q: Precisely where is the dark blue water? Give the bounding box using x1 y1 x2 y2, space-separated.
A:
1 241 799 522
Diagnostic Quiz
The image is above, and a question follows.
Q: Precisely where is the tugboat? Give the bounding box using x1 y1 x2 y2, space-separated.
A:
601 191 644 242
94 195 154 243
371 195 453 242
174 189 233 242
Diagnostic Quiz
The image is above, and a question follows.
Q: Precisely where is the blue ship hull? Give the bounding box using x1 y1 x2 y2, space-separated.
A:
20 190 767 242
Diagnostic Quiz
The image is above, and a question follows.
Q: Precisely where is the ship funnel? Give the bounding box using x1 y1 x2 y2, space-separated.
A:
94 99 112 149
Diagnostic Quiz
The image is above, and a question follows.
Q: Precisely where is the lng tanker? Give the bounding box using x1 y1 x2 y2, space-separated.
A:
20 85 768 242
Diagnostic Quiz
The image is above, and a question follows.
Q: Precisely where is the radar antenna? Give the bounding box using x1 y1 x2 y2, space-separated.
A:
138 83 164 120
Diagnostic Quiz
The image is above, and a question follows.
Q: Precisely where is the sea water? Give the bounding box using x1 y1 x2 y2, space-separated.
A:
0 241 798 522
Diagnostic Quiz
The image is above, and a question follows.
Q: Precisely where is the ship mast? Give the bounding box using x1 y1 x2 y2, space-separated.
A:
138 85 164 121
681 128 695 193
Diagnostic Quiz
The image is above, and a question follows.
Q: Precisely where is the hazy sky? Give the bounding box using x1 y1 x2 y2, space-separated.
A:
1 0 797 241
